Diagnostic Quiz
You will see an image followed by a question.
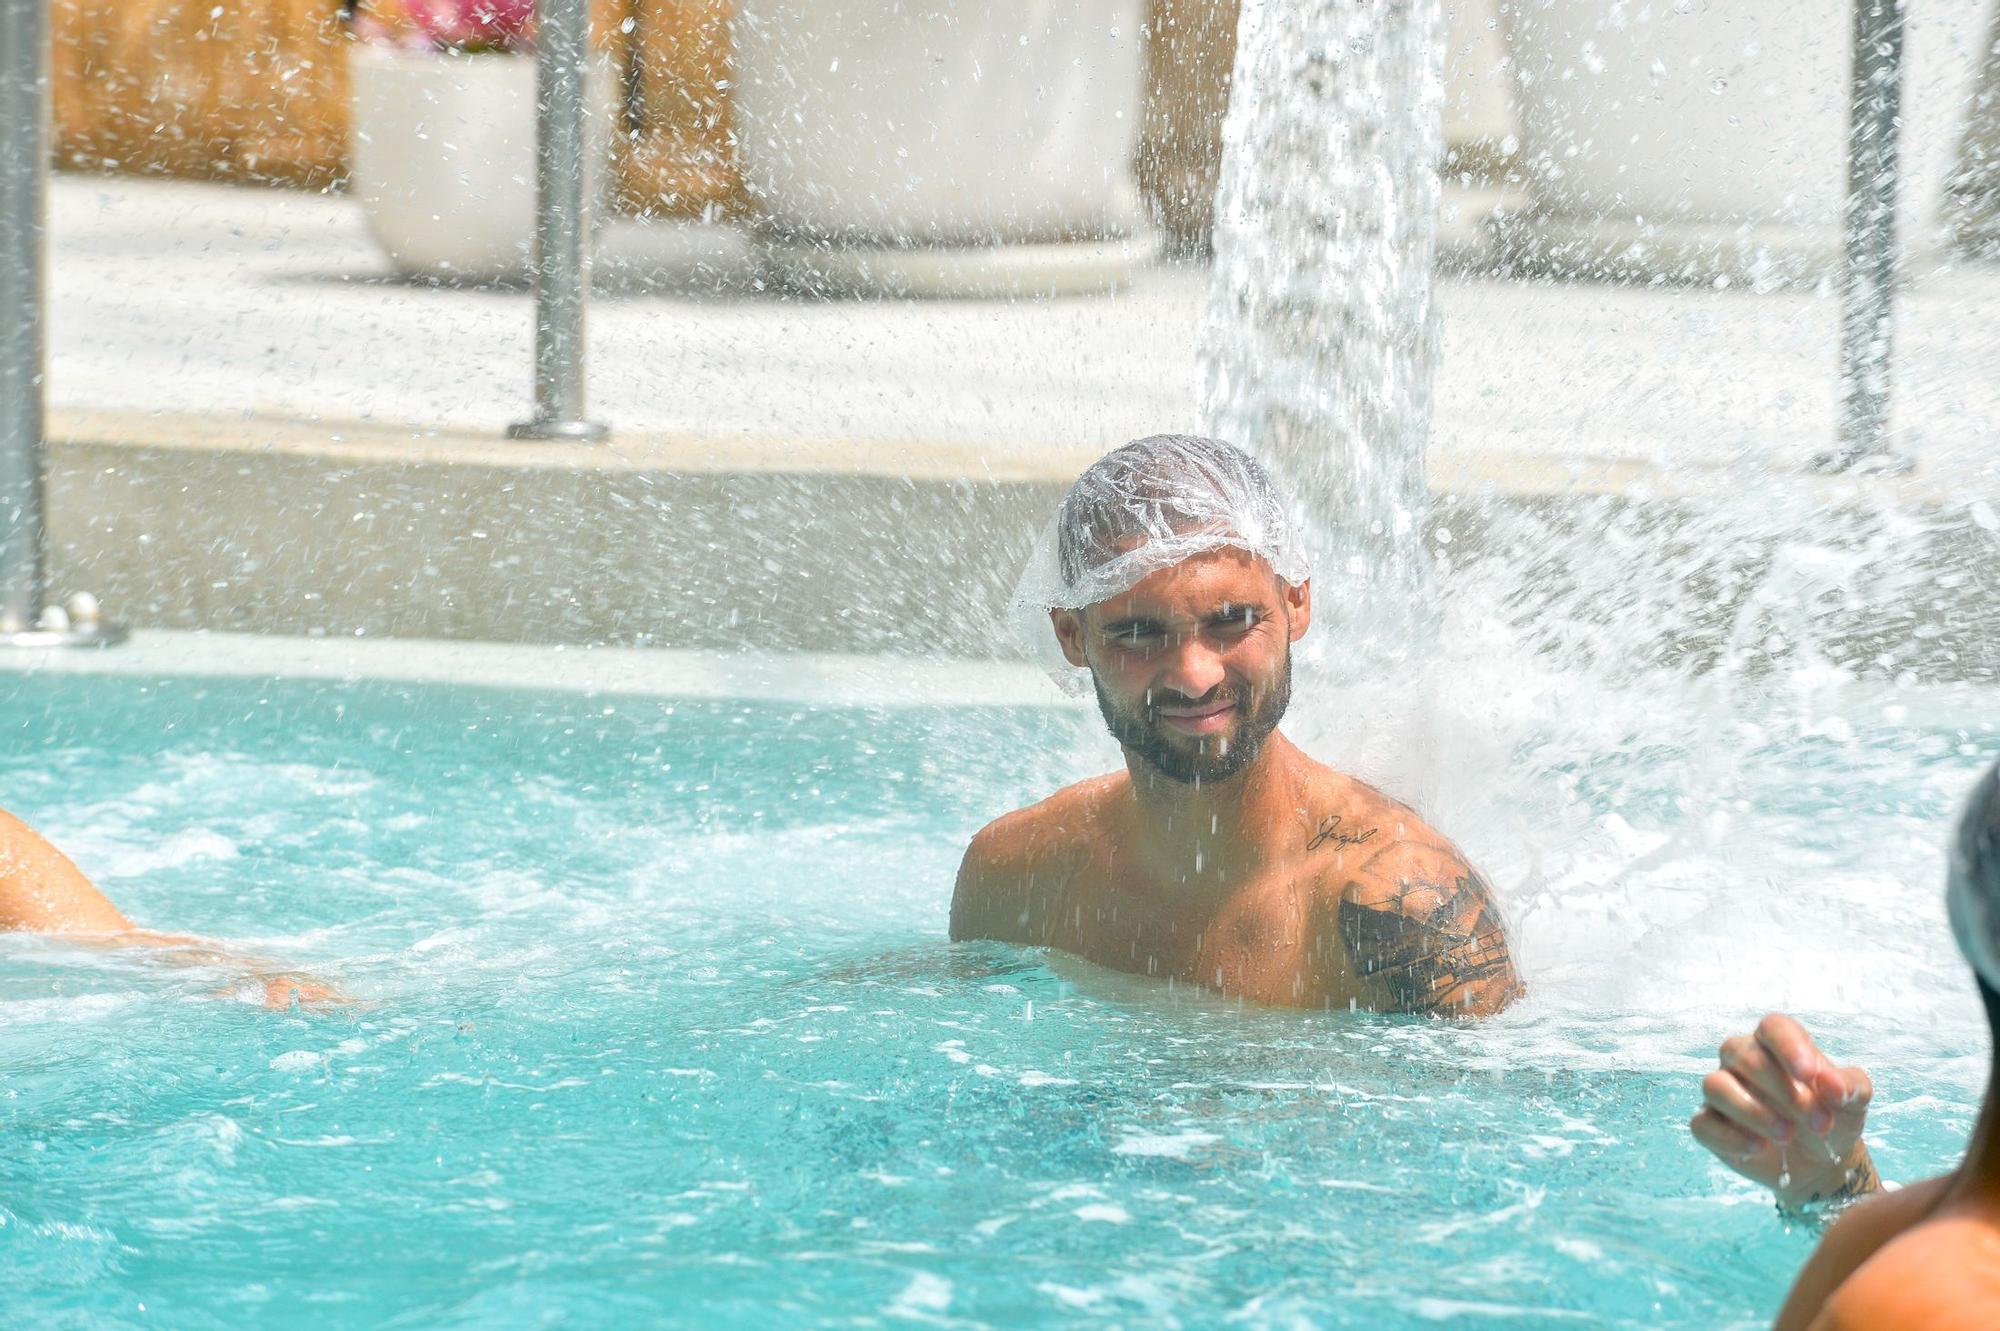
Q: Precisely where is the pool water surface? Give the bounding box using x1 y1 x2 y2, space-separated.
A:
0 669 1992 1328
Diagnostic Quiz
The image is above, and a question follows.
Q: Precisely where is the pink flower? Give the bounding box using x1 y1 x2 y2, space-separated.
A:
402 0 536 52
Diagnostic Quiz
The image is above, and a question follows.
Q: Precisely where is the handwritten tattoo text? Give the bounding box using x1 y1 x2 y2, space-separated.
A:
1308 814 1379 852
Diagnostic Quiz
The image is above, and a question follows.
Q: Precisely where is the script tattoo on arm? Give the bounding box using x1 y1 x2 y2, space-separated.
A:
1337 867 1522 1017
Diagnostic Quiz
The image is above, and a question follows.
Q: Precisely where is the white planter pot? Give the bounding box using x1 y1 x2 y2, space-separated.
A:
730 0 1149 296
348 44 616 283
1498 0 1997 283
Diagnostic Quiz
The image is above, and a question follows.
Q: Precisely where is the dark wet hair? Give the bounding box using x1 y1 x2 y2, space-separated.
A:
1952 762 2000 1047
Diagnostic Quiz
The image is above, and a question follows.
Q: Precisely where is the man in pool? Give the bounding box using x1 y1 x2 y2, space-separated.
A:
0 803 339 1006
951 434 1524 1017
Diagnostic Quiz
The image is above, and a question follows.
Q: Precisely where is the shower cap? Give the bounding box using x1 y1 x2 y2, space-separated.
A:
1947 760 2000 990
1010 434 1312 693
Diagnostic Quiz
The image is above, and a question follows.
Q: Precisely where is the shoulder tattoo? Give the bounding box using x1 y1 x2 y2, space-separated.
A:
1336 872 1519 1016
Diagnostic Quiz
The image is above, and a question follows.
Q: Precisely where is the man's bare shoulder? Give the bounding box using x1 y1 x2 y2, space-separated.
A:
965 773 1124 869
1284 762 1463 892
1295 769 1437 859
1289 765 1524 1018
1806 1205 2000 1330
949 774 1122 945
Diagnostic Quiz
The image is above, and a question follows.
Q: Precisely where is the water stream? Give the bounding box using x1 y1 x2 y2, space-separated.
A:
1200 0 1444 665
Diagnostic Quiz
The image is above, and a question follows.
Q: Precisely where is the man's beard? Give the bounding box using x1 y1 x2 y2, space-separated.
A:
1091 648 1291 786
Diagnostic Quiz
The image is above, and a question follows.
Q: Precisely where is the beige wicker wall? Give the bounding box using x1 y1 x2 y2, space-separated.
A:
1137 0 1237 250
53 0 352 188
50 0 1232 230
49 0 746 216
616 0 745 218
64 0 1529 240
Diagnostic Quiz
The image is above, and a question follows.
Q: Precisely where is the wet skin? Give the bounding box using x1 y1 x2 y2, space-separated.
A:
951 549 1522 1017
1691 1013 1880 1214
1774 1173 2000 1330
0 806 344 1008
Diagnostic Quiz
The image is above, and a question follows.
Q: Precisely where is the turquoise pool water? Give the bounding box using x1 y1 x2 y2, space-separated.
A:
0 668 1992 1328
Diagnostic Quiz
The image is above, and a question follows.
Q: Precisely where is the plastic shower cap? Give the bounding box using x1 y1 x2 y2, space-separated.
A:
1010 433 1312 692
1947 760 2000 990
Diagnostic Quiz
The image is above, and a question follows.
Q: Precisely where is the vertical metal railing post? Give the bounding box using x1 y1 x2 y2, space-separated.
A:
0 0 121 646
1816 0 1909 473
508 0 608 442
0 0 50 632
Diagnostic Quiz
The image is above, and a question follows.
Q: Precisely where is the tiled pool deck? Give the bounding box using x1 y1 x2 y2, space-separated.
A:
51 175 2000 473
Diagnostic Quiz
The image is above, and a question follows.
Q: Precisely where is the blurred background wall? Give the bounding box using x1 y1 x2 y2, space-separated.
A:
52 0 353 188
47 0 1514 236
50 0 747 216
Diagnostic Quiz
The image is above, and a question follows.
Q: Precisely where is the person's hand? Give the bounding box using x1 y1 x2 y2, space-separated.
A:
249 973 350 1010
1690 1012 1880 1210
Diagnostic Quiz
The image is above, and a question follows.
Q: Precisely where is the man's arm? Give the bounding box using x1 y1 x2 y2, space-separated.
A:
949 826 1012 942
1333 839 1524 1018
1689 1012 1881 1212
0 805 343 1007
0 806 134 932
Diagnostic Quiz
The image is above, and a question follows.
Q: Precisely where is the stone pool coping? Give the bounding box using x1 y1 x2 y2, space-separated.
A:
52 405 1995 500
0 628 1077 708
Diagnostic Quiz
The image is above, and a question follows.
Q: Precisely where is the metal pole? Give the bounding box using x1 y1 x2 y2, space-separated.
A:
1815 0 1909 474
0 0 121 646
508 0 607 442
0 0 50 632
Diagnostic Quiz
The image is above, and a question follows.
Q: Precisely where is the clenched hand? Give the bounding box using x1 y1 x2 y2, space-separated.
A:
1690 1012 1879 1211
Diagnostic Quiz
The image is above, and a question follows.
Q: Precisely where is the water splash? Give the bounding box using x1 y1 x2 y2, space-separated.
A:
1200 0 1444 668
1189 0 2000 1036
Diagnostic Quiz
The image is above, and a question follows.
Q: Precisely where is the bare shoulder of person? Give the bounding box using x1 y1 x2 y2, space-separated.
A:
948 776 1113 945
1800 1209 2000 1331
1297 775 1420 860
1322 809 1524 1019
1773 1176 1951 1330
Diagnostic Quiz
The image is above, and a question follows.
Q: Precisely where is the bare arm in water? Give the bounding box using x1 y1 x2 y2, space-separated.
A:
0 806 343 1007
1689 1012 1880 1213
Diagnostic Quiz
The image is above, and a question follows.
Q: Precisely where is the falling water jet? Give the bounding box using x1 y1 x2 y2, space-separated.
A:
1199 0 1444 677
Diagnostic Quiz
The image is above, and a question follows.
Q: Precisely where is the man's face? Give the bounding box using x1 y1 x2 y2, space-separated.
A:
1052 548 1311 786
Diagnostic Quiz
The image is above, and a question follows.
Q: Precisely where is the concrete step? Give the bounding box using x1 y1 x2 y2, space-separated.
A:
44 409 2000 684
